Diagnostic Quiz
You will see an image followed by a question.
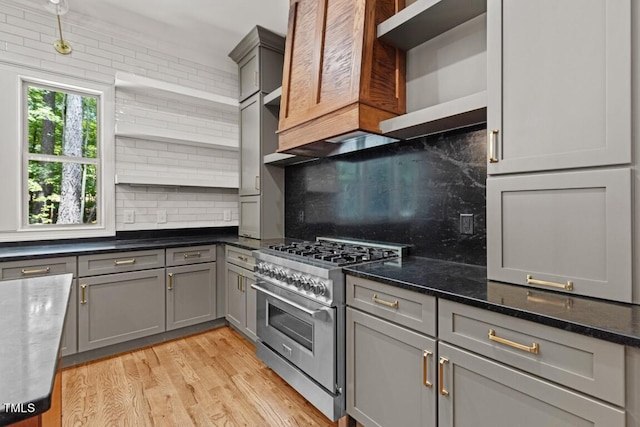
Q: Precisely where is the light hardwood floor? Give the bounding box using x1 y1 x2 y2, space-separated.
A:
62 326 337 426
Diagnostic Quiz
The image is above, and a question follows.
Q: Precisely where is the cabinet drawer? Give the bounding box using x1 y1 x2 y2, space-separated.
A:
487 168 632 302
0 256 76 280
78 249 164 277
438 299 625 406
166 245 216 267
346 275 436 337
225 245 255 271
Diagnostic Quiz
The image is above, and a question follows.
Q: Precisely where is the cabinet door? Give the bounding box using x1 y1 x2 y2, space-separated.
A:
239 48 259 102
245 273 257 342
239 195 260 239
78 269 165 352
240 94 261 196
487 168 632 302
487 0 630 174
437 342 624 427
60 278 77 356
347 307 436 427
225 263 246 330
166 263 216 331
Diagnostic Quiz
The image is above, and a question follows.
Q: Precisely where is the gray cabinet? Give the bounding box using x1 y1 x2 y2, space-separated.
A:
166 263 216 331
487 168 632 302
0 256 78 356
224 245 257 341
487 0 631 174
77 269 165 352
231 26 286 240
437 342 624 426
347 307 436 427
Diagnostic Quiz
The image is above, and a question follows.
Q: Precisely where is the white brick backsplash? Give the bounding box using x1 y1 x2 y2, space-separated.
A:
1 0 240 232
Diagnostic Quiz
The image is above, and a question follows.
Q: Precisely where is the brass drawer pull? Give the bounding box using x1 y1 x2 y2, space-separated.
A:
237 255 248 262
21 267 50 275
488 329 539 354
254 70 259 86
80 284 87 304
526 275 573 291
439 357 449 396
371 294 399 309
114 258 136 266
489 129 499 163
255 175 260 190
183 252 201 259
423 350 433 388
168 273 174 290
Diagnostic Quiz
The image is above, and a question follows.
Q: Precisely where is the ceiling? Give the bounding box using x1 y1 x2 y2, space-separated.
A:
66 0 289 62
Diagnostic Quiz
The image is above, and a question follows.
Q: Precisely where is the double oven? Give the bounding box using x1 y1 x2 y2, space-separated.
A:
252 238 406 421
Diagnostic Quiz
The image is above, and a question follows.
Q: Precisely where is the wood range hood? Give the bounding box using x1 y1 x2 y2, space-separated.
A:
276 0 406 157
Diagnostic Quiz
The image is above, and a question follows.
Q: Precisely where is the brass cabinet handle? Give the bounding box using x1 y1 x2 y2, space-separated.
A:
439 357 449 396
114 258 136 266
183 252 201 259
423 350 433 388
237 275 244 292
371 294 399 309
255 175 260 190
489 129 499 163
526 275 573 291
526 291 573 309
488 329 539 354
168 273 174 290
80 284 87 304
21 267 50 275
237 255 248 262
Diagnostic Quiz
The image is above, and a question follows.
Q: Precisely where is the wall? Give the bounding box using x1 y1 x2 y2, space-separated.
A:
0 0 240 232
285 126 487 266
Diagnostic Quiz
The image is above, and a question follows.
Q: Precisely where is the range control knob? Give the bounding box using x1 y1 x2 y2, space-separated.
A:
314 282 327 296
300 276 310 291
276 268 286 281
304 278 314 292
292 274 303 288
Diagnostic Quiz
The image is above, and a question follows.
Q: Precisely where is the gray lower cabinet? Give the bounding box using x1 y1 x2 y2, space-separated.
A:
487 168 632 302
437 342 625 426
166 262 216 331
347 307 436 427
77 269 165 352
225 245 257 341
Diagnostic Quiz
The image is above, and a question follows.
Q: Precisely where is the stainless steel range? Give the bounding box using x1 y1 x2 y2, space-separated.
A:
252 237 408 421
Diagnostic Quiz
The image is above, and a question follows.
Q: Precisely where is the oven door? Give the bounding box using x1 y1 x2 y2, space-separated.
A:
253 280 336 393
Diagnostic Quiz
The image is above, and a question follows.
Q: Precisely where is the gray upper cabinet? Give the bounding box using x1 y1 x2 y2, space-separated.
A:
166 262 216 331
240 94 261 196
487 0 631 174
437 342 625 426
487 168 632 302
239 49 259 102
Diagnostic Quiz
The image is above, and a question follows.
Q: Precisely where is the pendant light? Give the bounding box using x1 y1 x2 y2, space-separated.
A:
43 0 72 55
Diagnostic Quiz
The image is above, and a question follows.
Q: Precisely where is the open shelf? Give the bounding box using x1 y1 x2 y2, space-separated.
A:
380 91 487 140
114 72 238 108
263 152 316 167
377 0 486 51
115 174 239 189
115 122 239 151
263 86 282 107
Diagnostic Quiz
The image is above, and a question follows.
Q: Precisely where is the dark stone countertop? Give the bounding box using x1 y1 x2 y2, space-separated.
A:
344 257 640 348
0 235 261 262
0 273 73 425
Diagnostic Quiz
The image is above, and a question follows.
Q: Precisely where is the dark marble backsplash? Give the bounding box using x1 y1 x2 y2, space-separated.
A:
285 125 487 266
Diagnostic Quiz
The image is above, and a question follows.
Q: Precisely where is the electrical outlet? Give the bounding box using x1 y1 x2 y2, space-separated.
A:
223 210 232 221
124 210 135 224
460 214 474 235
157 210 167 224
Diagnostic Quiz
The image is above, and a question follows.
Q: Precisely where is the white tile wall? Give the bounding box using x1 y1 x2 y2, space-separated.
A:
0 0 241 232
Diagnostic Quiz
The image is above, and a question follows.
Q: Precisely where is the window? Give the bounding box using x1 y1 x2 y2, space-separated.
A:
0 63 114 241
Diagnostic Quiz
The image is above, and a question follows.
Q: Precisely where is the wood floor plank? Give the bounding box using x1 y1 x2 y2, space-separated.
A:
62 326 337 427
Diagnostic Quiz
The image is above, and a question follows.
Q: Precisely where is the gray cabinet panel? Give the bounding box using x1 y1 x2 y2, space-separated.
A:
347 307 436 427
239 196 260 239
487 0 631 174
239 49 259 102
240 94 261 196
438 342 625 426
166 263 216 331
0 256 76 280
79 249 164 276
245 274 257 342
487 168 632 302
438 299 625 406
165 245 216 267
225 263 246 331
78 269 165 352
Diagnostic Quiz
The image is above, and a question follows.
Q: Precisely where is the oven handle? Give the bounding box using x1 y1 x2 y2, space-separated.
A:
251 284 331 319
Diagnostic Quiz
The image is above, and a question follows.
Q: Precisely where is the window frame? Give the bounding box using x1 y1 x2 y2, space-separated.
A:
0 63 115 242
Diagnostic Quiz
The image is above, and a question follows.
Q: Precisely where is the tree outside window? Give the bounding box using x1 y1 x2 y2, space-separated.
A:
25 85 99 226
